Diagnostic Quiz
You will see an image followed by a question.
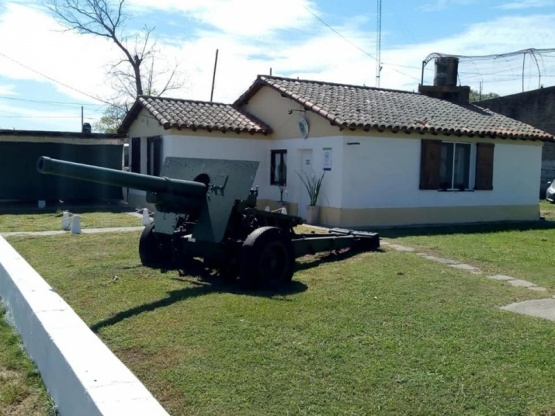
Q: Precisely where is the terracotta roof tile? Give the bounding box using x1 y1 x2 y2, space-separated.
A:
235 76 553 141
120 96 271 135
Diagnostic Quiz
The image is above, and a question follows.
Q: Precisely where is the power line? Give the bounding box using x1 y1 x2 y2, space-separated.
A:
303 5 420 83
0 115 96 119
303 6 378 62
0 95 100 108
0 51 111 106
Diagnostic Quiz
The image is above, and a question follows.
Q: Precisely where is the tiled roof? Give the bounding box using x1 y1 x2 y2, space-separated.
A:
119 96 271 135
235 75 553 141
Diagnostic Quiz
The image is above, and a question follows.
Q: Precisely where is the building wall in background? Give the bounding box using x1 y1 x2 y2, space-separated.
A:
0 132 124 202
478 87 555 197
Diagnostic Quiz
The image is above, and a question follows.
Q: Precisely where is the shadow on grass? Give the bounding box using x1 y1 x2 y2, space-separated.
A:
90 267 308 333
91 244 384 332
378 220 555 239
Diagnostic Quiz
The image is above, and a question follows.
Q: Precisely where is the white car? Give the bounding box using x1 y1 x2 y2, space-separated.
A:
547 180 555 203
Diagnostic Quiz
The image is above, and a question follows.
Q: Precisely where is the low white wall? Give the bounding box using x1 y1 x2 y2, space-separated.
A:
0 236 169 416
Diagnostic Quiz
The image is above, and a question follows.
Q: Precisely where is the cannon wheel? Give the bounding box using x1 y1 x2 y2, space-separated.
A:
240 226 295 289
139 223 173 267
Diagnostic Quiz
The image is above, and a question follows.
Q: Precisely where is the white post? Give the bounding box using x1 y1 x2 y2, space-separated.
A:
70 215 81 234
62 211 71 231
141 208 151 226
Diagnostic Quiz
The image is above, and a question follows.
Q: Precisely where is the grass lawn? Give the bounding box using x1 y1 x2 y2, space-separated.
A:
0 208 141 233
0 309 55 416
0 206 140 416
6 222 555 415
379 200 555 290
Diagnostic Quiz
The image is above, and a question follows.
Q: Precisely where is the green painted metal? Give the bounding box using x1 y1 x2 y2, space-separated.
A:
159 157 260 242
38 156 207 196
35 155 380 289
292 229 380 257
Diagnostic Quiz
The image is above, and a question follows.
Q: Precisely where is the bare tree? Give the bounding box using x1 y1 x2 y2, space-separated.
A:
46 0 182 102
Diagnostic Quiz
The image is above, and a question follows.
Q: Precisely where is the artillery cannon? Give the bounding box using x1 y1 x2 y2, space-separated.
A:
37 156 379 289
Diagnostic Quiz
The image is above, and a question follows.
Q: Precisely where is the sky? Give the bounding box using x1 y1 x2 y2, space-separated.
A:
1 0 555 132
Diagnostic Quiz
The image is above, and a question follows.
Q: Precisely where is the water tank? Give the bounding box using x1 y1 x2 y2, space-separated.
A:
82 123 92 134
434 57 459 87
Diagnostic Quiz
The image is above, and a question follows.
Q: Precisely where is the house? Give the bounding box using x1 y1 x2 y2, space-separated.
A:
0 129 125 203
476 86 555 197
119 65 552 228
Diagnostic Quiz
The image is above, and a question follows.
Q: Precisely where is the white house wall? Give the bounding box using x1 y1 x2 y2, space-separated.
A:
242 86 542 225
268 133 542 227
126 93 544 227
241 86 344 140
264 136 344 219
493 140 542 203
126 109 272 206
341 134 416 209
126 108 169 138
341 134 542 208
323 133 543 227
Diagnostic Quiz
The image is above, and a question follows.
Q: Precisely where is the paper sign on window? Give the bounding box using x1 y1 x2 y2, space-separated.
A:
323 147 332 171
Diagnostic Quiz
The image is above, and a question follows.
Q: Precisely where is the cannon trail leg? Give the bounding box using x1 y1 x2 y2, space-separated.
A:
240 226 295 289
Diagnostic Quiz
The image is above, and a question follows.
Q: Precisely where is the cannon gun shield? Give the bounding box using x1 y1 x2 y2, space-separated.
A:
158 157 259 243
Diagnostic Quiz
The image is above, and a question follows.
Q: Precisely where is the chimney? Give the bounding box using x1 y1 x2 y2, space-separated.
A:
419 57 470 104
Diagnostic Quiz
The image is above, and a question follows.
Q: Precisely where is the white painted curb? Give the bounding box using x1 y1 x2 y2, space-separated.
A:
0 236 169 416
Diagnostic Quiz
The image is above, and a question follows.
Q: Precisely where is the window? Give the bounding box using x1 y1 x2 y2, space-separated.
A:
271 149 287 185
420 140 494 191
440 142 471 190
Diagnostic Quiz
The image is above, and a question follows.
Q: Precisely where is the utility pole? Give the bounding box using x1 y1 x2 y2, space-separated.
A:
376 0 382 87
210 49 219 102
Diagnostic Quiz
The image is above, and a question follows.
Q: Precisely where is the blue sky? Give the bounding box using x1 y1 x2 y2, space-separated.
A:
1 0 554 132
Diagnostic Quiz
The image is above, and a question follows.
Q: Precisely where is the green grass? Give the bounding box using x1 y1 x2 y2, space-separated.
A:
0 309 55 416
3 203 555 415
379 201 555 290
6 228 555 415
0 206 140 415
0 209 141 233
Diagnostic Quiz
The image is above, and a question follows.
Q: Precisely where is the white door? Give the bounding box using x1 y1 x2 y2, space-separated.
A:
298 149 313 219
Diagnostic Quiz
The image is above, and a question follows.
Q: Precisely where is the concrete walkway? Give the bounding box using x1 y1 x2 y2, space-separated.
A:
381 240 555 322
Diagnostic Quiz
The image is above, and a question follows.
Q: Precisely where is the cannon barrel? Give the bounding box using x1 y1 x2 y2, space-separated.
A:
37 156 208 198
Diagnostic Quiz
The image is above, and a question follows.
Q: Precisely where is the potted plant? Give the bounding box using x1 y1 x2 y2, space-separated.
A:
297 171 325 224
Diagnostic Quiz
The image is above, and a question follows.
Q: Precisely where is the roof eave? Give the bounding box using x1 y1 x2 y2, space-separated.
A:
339 124 554 142
117 97 145 134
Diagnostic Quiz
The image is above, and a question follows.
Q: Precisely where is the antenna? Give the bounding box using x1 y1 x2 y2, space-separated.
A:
210 49 219 102
375 0 382 87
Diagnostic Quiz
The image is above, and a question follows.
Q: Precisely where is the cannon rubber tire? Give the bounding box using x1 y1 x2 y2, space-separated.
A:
240 226 295 290
139 222 173 267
